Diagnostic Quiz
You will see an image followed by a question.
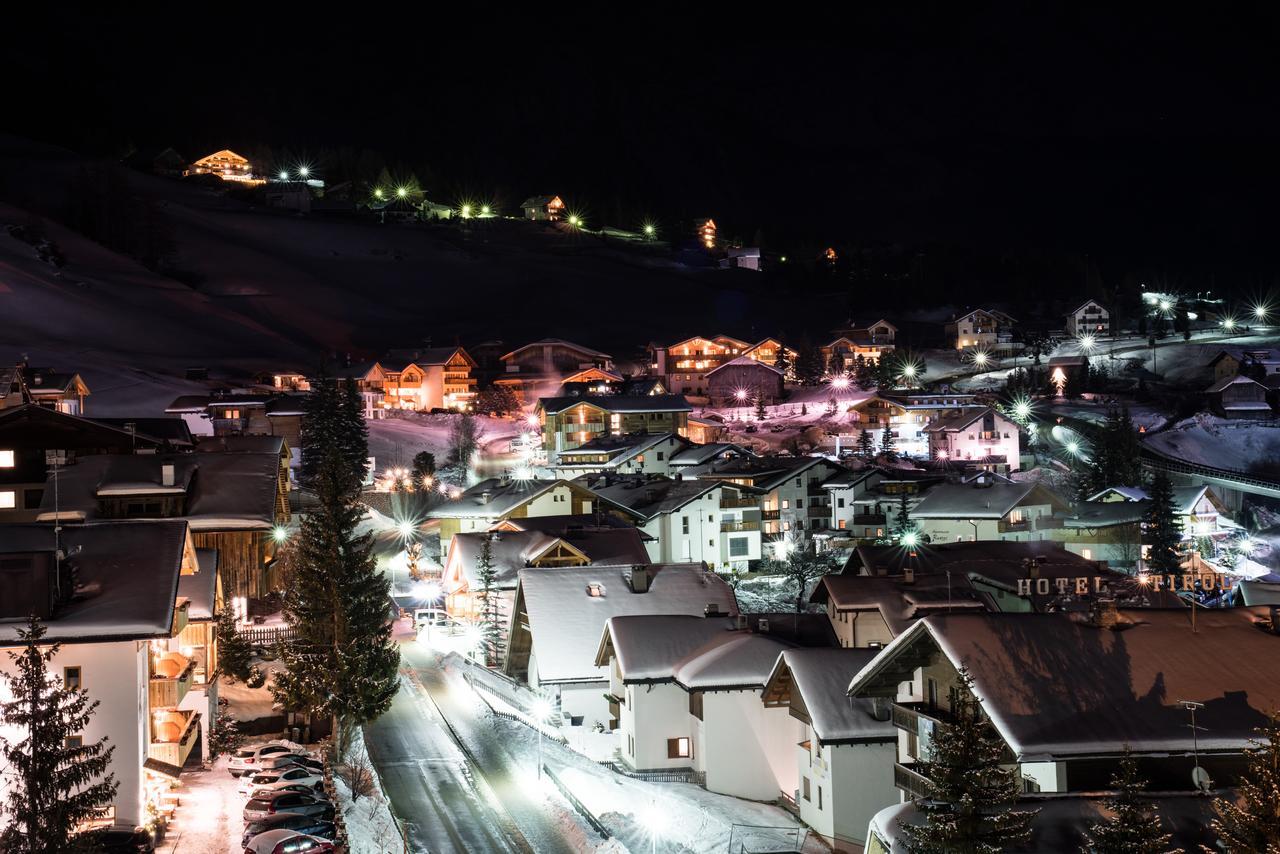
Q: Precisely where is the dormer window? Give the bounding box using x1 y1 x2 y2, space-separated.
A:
0 450 13 468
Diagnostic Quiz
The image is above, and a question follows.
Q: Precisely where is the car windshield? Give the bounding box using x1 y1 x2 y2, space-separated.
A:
235 748 256 757
246 799 271 810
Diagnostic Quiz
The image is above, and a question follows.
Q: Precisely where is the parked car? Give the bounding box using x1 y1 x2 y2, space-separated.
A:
254 752 320 773
242 791 332 823
279 755 324 774
239 766 324 796
242 815 336 848
243 828 334 854
84 826 155 853
229 742 297 777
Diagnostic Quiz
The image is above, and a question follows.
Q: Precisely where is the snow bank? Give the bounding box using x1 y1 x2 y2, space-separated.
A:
1144 412 1280 473
336 728 405 854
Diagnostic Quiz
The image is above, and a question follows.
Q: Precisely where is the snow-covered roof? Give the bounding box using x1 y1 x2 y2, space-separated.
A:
850 608 1280 758
382 346 476 369
668 443 755 467
538 394 692 415
574 474 728 519
180 549 219 620
1084 485 1218 516
767 648 895 744
196 435 287 456
704 356 784 379
685 455 839 492
811 574 989 636
515 564 737 685
1066 298 1107 316
449 526 650 589
502 338 610 362
919 406 1002 433
554 432 681 467
674 632 797 689
0 521 189 645
35 452 282 531
1205 374 1267 394
1087 485 1148 502
911 482 1063 519
426 478 588 520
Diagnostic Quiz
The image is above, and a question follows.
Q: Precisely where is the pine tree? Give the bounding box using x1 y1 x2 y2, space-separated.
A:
274 389 399 733
411 451 436 487
774 346 792 382
0 617 118 854
1143 471 1182 574
795 338 825 386
897 667 1037 853
215 606 260 686
475 534 503 665
893 493 914 540
854 354 873 389
1082 751 1175 854
207 703 246 760
880 423 897 460
755 393 768 421
1209 713 1280 852
447 413 481 470
857 428 876 461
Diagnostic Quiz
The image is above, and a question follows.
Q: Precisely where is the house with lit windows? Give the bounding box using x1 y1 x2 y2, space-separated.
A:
1064 299 1109 337
520 195 565 221
822 320 898 370
921 405 1021 471
498 339 615 400
537 394 691 455
705 357 785 406
850 392 979 457
650 335 750 395
908 477 1068 543
550 431 689 479
0 520 219 830
944 308 1017 350
379 346 478 411
682 455 847 544
187 149 261 183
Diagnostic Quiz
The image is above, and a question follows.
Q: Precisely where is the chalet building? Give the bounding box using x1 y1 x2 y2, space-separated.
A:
1207 347 1280 382
0 364 26 410
741 338 797 370
498 339 615 399
0 520 219 828
557 372 667 399
503 563 738 725
850 392 979 457
263 371 310 392
597 614 838 801
687 415 728 445
684 456 847 543
705 357 785 406
426 476 639 548
1056 484 1231 566
1064 299 1109 337
0 405 170 522
577 473 763 571
822 320 898 370
910 478 1068 542
550 431 689 479
333 361 389 418
762 648 898 852
19 365 90 415
852 607 1280 852
187 149 260 183
34 448 290 599
922 406 1021 471
165 392 306 465
537 394 691 455
667 441 758 477
944 308 1017 351
380 346 478 411
694 217 717 249
650 335 794 395
1205 374 1272 417
520 195 565 221
818 468 895 540
440 520 650 639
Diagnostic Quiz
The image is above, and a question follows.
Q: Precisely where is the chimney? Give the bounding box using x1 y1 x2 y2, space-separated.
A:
1088 598 1119 629
161 463 175 487
478 490 492 505
629 565 651 593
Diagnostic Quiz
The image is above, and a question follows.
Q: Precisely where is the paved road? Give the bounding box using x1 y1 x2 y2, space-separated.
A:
364 630 584 854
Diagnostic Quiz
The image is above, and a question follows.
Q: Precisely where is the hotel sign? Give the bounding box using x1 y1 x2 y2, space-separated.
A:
1016 571 1226 597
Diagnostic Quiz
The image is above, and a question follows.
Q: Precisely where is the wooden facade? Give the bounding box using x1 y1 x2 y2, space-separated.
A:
193 530 277 599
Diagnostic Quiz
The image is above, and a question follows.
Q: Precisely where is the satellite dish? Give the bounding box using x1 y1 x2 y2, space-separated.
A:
1192 765 1212 792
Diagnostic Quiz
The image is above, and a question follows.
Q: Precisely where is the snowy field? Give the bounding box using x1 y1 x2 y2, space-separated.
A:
1144 412 1280 472
366 413 518 473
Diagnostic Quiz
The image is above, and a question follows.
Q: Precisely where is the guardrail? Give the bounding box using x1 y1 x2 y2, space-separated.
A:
597 760 706 785
542 763 611 840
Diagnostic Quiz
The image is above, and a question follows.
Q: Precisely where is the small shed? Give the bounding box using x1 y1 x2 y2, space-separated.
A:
1206 374 1272 417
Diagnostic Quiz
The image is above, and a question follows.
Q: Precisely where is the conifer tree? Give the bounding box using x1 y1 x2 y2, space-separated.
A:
447 413 482 470
411 451 436 486
755 393 768 421
1143 471 1182 574
775 346 792 382
215 606 260 686
893 493 914 541
1082 751 1175 854
1209 713 1280 852
475 534 503 665
898 667 1037 853
0 617 118 854
880 423 897 459
274 383 399 734
207 703 246 760
857 428 876 461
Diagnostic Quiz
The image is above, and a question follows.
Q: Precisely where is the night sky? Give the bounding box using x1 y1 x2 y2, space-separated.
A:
7 9 1280 296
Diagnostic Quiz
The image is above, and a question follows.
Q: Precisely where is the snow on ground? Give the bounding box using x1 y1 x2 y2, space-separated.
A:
367 412 517 473
1144 412 1280 473
734 574 805 613
1048 399 1170 431
154 754 244 854
338 727 406 854
219 659 285 723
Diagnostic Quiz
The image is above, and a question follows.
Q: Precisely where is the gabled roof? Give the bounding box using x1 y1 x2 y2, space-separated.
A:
920 406 1004 434
685 455 840 492
554 432 686 469
668 442 756 467
89 418 194 447
561 367 625 384
576 475 729 519
705 356 785 379
519 195 563 208
538 394 692 415
849 608 1280 758
192 149 249 166
911 481 1065 519
515 564 737 684
448 526 650 589
0 405 165 451
811 573 989 636
666 334 751 352
502 339 611 362
1066 299 1107 316
0 521 191 645
1084 484 1221 516
1205 374 1267 394
765 648 895 744
382 346 477 369
426 478 574 520
22 368 88 396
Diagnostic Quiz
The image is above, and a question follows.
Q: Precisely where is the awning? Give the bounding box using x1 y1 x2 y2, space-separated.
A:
143 758 184 781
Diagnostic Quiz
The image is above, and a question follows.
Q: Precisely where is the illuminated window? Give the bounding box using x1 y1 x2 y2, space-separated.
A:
0 450 12 468
667 737 691 759
0 491 14 509
64 666 82 690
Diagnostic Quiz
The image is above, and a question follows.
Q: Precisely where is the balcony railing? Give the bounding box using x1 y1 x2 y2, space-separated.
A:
721 520 760 532
998 519 1030 533
761 509 781 521
148 659 196 710
895 762 933 799
892 702 953 733
852 513 887 526
148 711 201 769
720 497 759 509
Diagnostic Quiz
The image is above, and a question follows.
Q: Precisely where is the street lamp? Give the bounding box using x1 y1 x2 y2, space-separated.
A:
643 801 667 854
531 697 553 780
298 166 310 178
272 525 289 544
278 170 289 181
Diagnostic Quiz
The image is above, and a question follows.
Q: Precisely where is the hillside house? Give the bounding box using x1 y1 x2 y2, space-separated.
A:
498 339 615 399
520 195 565 221
187 149 260 183
922 406 1021 471
850 392 979 457
822 320 898 370
380 346 478 411
910 479 1067 542
1207 347 1280 382
537 394 691 455
684 456 847 542
649 335 753 395
1065 299 1109 337
165 393 305 466
944 308 1016 351
705 357 785 406
21 365 90 415
550 431 689 479
1205 374 1272 417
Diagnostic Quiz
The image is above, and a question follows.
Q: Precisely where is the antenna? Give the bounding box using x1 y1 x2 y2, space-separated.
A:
1180 699 1210 792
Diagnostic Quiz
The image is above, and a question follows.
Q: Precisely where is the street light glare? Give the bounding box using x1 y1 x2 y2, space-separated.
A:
272 525 289 544
278 170 289 180
397 520 417 538
298 166 309 177
531 698 553 721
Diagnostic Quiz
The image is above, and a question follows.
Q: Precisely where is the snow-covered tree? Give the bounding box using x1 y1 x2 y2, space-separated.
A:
762 546 833 613
755 393 768 421
475 386 520 416
0 617 118 854
475 534 504 665
1143 471 1181 574
447 413 482 470
1210 713 1280 852
1082 751 1175 854
897 667 1037 853
879 423 897 460
215 606 260 686
207 702 246 760
857 428 876 461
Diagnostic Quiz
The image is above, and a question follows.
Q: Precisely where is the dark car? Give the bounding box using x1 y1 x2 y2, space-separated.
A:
242 815 337 847
84 827 155 853
243 791 333 823
279 755 324 774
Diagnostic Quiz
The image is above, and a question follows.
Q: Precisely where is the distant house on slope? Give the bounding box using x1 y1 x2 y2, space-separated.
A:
186 149 261 184
520 195 565 221
1205 374 1272 417
1064 299 1109 337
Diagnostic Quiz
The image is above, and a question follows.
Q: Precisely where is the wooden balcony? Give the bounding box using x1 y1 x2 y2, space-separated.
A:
148 711 201 769
894 762 933 800
720 520 760 532
149 658 196 710
891 701 952 733
761 509 781 521
720 497 759 509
